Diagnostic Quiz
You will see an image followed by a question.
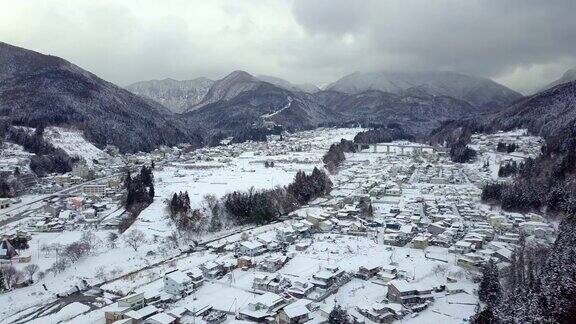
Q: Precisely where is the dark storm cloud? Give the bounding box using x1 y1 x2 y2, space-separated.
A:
0 0 574 93
291 0 576 91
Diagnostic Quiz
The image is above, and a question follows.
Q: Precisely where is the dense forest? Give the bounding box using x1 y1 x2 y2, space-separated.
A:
352 125 414 144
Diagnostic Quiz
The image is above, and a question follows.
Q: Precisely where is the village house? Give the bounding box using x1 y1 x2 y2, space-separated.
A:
356 263 382 280
311 265 346 289
261 255 289 272
286 278 314 298
238 240 266 257
318 219 334 232
124 305 160 323
184 267 204 288
163 270 193 297
276 227 297 243
253 274 283 293
237 256 253 269
450 240 474 254
411 235 429 249
376 265 398 282
356 303 398 323
427 222 446 235
277 299 313 324
457 252 487 270
306 213 325 231
239 292 287 322
387 280 434 306
291 221 312 237
0 198 10 209
105 293 146 324
200 261 224 279
144 312 177 324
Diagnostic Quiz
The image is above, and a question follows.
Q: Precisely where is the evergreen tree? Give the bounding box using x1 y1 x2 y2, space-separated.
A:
478 259 502 308
329 305 350 324
149 183 155 199
0 269 5 292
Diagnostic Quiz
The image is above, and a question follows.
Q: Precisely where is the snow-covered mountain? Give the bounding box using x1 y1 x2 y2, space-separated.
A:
187 71 264 111
327 71 523 110
125 77 214 113
183 71 340 136
431 79 576 143
312 89 477 136
0 41 203 153
540 68 576 92
257 75 320 93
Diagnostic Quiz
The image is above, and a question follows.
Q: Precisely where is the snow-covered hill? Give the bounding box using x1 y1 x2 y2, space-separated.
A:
43 127 110 165
125 77 214 113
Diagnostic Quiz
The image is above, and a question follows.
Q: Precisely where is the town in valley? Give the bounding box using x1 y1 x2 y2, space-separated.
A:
0 126 554 323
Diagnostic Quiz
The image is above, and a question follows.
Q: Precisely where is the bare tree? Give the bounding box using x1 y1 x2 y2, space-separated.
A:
95 266 106 280
107 232 119 248
123 229 146 251
166 231 179 249
3 266 22 289
80 230 101 254
110 267 123 277
24 264 40 282
64 241 89 262
50 258 70 275
432 264 448 277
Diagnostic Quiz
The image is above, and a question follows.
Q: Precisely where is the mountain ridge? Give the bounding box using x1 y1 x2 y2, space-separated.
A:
0 41 203 153
327 70 523 110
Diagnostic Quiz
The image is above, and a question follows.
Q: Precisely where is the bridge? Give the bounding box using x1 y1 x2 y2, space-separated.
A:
354 143 448 155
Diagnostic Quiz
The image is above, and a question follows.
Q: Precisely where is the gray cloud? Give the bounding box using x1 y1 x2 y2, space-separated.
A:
0 0 574 93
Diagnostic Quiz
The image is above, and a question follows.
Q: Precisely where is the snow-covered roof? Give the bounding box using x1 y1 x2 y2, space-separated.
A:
254 292 283 307
146 312 175 324
388 280 431 293
240 240 264 250
282 299 311 318
165 270 191 285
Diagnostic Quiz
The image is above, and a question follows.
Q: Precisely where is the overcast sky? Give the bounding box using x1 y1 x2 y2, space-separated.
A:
1 0 575 93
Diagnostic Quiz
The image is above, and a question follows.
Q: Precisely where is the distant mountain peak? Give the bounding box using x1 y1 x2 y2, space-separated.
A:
186 70 265 111
257 74 320 93
327 70 522 109
225 70 257 81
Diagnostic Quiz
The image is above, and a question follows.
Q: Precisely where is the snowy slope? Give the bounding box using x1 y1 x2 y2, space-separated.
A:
43 127 110 165
125 77 214 113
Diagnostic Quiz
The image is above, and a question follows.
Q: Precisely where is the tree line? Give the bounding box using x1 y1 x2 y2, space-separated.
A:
322 139 356 173
353 125 414 144
449 140 477 163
